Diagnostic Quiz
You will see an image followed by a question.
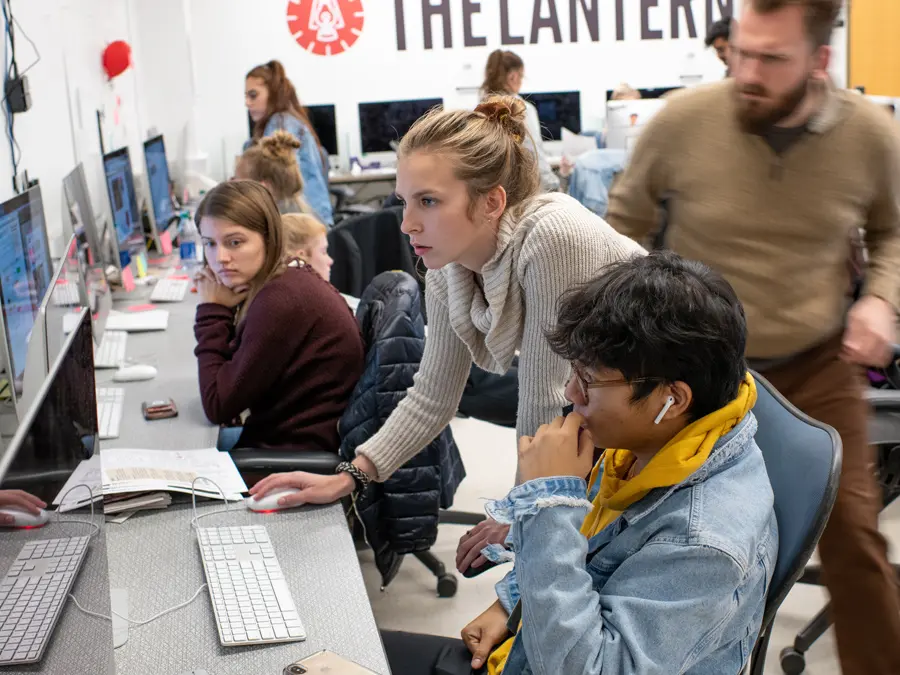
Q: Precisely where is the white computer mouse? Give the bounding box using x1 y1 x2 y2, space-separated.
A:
245 489 302 513
0 507 49 528
112 364 158 382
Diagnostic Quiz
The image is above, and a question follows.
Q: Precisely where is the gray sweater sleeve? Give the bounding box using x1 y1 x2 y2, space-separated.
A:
356 278 473 480
516 215 645 444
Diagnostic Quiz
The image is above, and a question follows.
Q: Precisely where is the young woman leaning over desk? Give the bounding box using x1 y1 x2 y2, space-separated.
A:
192 181 363 452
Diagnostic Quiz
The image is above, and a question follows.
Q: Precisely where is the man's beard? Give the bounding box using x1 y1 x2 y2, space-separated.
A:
736 76 810 134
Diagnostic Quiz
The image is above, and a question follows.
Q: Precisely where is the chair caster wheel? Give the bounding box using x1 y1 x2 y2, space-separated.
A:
437 573 458 598
780 646 806 674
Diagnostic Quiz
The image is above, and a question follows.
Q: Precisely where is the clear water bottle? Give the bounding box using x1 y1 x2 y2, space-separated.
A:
178 213 204 274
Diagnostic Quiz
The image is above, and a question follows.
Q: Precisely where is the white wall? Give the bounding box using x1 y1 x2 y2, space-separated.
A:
1 0 145 247
180 0 739 180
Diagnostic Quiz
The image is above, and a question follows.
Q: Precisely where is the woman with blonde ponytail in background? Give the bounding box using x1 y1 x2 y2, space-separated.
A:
245 60 333 225
481 49 559 193
251 95 645 563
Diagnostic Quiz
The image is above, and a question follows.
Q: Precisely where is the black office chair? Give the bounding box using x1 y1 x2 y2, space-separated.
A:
745 373 842 675
777 348 900 674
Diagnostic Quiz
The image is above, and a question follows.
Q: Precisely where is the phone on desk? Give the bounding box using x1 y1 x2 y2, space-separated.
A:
284 650 378 675
142 399 178 421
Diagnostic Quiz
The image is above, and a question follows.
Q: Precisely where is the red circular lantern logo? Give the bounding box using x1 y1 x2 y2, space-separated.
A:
287 0 365 57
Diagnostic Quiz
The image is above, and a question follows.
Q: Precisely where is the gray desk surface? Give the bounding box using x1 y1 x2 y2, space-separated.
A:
0 518 115 675
102 279 390 674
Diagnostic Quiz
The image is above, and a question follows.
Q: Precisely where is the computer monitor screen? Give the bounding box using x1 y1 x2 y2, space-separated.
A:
103 147 143 249
143 135 175 228
358 98 443 154
0 307 95 500
0 191 45 385
520 91 581 140
21 187 52 302
605 99 668 150
306 105 338 156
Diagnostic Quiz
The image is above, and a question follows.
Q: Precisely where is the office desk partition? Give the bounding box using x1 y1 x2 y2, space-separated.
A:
102 283 390 674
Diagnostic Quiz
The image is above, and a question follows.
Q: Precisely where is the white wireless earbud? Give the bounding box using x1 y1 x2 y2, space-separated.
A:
654 396 675 425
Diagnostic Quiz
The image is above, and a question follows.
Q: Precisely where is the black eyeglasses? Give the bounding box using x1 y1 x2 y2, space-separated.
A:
569 364 658 400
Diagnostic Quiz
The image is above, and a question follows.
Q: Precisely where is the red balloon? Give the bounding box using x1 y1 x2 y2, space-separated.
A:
102 41 132 80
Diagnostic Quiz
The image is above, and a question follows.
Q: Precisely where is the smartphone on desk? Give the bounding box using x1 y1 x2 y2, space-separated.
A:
142 399 178 421
284 650 378 675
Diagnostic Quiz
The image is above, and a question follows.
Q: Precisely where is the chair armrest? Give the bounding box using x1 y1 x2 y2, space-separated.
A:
228 448 342 475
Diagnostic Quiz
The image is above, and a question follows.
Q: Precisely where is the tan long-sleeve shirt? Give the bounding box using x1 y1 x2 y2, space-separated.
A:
607 80 900 359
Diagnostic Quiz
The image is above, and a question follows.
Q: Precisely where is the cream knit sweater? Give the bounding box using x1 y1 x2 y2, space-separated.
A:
358 192 646 480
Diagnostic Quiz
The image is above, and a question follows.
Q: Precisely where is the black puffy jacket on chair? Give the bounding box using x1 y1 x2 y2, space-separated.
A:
339 271 465 588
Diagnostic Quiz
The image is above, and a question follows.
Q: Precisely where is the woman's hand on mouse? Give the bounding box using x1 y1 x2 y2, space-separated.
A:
194 268 249 308
0 490 46 522
250 471 356 507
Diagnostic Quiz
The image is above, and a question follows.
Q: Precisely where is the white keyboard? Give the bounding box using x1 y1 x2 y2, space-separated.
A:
51 284 80 307
150 277 190 303
105 310 169 333
96 387 125 440
197 525 305 647
0 536 89 665
93 331 128 369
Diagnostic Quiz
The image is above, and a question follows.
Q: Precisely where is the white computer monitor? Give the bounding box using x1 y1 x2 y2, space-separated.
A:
18 233 87 418
143 135 176 247
0 187 53 411
102 146 146 265
63 168 112 344
605 99 668 151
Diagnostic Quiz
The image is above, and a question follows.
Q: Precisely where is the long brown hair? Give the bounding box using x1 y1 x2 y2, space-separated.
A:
246 60 323 149
195 180 286 323
237 131 312 214
399 95 539 220
481 49 524 98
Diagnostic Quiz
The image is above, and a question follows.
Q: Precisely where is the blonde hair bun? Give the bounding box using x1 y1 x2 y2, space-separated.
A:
259 130 302 165
474 95 528 143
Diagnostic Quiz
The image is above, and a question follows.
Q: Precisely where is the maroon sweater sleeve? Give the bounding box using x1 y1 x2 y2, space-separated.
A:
194 285 310 424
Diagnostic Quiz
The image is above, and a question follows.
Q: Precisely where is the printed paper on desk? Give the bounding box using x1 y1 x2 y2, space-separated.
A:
562 127 597 159
100 448 247 500
159 230 173 255
53 454 102 512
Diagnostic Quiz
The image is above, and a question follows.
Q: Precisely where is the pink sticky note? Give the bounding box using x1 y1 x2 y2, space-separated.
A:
160 230 173 256
126 304 157 312
121 266 136 293
170 274 190 280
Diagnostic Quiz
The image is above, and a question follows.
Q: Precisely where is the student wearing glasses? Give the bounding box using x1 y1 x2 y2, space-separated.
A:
379 252 777 675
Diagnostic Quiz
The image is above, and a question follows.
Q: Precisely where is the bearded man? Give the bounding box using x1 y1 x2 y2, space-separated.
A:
606 1 900 673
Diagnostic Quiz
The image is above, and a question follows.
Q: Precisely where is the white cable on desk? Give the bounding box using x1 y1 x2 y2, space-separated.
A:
55 483 101 539
69 584 208 627
189 475 252 530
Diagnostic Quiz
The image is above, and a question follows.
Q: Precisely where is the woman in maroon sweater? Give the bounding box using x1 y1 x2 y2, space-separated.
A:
193 180 364 451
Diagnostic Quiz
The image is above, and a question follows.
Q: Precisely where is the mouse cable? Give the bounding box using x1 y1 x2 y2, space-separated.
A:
55 483 101 539
189 476 250 531
69 583 208 628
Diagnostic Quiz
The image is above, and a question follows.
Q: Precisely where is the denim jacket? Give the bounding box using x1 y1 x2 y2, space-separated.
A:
262 113 334 226
486 411 777 675
567 149 627 218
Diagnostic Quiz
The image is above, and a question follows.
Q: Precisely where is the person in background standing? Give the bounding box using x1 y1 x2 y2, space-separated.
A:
245 60 334 226
705 16 733 74
607 1 900 672
481 50 560 193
